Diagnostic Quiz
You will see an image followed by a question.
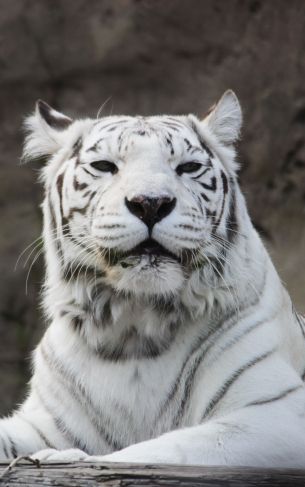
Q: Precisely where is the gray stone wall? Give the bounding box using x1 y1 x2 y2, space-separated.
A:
0 0 304 415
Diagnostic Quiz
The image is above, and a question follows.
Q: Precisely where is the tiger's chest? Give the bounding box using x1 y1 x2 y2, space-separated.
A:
78 343 196 444
42 320 206 449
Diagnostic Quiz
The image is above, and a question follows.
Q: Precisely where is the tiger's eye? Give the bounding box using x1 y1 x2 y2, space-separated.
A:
90 160 118 174
176 162 202 176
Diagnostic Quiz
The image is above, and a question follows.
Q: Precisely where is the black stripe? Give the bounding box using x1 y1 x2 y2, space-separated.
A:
184 138 192 151
94 224 125 229
245 385 302 407
134 129 148 136
66 191 97 221
56 172 65 222
177 224 201 232
71 137 82 158
66 204 89 219
227 186 238 243
200 177 217 191
96 336 163 361
7 435 18 458
190 146 203 156
55 170 75 237
66 235 89 251
200 192 210 202
98 121 129 131
165 136 174 155
192 167 211 180
212 171 229 231
183 138 206 157
165 117 187 127
19 415 55 449
71 316 83 332
31 424 55 450
82 167 99 178
159 122 180 132
294 308 305 339
206 208 216 221
86 138 104 153
73 177 88 191
35 386 89 453
213 196 225 232
221 171 228 194
201 349 275 421
211 317 268 361
189 120 214 159
117 130 127 153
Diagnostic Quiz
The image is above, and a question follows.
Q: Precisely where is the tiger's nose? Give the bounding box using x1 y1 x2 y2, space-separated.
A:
125 195 176 230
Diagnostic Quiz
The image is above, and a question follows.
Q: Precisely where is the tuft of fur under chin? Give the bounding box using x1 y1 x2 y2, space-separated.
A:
104 258 186 298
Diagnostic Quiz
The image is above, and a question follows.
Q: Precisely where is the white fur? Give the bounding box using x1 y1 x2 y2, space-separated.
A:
204 90 242 145
1 91 305 467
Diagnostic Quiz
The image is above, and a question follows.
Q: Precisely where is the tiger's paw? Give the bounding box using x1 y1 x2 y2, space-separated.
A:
31 448 89 463
85 438 185 464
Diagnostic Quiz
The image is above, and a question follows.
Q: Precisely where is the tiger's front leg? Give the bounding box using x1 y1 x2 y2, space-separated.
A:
0 415 54 461
84 394 305 467
0 401 72 461
31 391 305 467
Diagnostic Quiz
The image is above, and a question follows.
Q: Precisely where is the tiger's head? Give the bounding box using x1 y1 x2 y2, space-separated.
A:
24 91 242 301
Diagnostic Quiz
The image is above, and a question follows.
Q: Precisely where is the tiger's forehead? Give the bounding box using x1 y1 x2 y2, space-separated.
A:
90 115 191 135
82 115 207 159
85 116 197 145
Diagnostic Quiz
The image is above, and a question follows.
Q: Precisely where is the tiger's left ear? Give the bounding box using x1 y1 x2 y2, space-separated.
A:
202 90 242 145
23 100 73 162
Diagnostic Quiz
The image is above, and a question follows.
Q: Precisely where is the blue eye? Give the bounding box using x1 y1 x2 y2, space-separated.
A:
176 162 202 176
90 160 118 174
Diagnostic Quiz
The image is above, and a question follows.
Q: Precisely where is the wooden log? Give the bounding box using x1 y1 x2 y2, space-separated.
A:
1 461 305 487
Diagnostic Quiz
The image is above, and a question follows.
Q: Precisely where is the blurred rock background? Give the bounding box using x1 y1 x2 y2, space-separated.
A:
0 0 304 415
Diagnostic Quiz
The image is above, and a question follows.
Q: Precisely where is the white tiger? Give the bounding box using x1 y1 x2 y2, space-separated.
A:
0 90 305 468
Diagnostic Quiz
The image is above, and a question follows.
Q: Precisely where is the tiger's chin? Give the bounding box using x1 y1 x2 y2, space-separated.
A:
106 256 186 297
101 238 186 297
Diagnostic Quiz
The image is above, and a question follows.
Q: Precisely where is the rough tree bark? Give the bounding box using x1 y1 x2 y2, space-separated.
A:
0 461 305 487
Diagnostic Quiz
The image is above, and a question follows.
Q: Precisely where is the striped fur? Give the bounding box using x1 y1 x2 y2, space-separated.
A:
1 91 305 467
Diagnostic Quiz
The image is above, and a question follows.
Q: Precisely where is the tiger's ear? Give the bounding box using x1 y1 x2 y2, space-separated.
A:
202 90 242 145
22 100 73 162
36 100 73 130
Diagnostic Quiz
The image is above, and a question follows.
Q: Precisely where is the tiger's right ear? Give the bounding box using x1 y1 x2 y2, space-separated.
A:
22 100 73 162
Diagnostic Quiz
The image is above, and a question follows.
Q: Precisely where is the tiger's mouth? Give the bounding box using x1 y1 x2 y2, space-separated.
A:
103 239 196 269
118 239 179 268
128 239 178 260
